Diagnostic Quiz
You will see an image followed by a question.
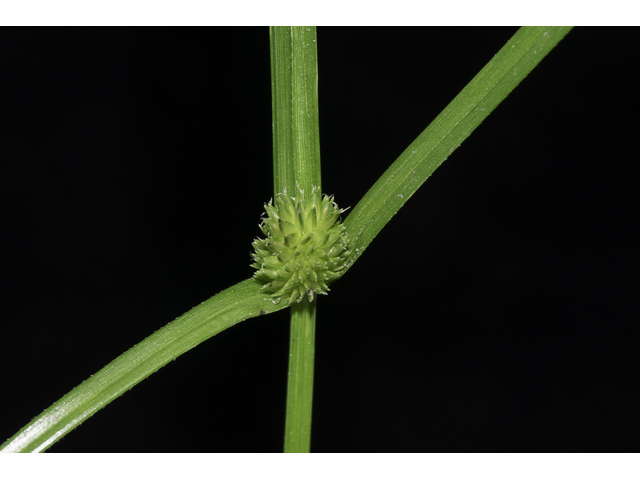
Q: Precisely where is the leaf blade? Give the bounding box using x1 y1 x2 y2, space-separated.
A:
1 279 286 453
341 26 573 274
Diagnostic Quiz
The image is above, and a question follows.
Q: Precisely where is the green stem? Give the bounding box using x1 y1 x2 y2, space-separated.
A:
269 26 321 452
283 297 316 452
270 26 322 195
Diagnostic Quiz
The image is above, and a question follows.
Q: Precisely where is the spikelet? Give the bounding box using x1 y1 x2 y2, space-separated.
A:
251 185 349 304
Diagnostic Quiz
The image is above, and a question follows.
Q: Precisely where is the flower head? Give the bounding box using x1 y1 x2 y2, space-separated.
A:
251 185 349 304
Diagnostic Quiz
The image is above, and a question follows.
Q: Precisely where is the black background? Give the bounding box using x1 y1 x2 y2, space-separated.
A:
1 27 639 452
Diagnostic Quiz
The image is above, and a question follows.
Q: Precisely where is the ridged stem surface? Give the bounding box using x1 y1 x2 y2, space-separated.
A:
284 297 316 452
270 26 322 452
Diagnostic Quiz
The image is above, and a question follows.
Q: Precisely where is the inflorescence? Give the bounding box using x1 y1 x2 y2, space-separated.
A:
251 185 349 304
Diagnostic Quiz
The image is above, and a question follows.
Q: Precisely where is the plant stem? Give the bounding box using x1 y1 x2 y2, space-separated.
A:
283 297 316 452
269 26 322 452
270 26 322 195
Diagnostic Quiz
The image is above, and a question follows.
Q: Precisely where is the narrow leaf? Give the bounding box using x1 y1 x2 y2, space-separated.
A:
1 279 286 453
341 26 573 273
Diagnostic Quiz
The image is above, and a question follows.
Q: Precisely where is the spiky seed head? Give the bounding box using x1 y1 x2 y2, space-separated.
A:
251 185 349 304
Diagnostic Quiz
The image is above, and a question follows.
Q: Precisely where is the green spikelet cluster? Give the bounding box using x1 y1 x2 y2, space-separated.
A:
251 185 349 304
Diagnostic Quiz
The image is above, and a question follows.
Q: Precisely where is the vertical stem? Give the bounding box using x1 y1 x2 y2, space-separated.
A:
269 26 322 453
284 297 316 452
269 26 322 196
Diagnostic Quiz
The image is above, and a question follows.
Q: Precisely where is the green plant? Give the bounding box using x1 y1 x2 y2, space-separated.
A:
1 26 572 453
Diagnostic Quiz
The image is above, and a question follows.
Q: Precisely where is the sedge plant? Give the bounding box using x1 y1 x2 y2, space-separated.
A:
1 26 573 453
